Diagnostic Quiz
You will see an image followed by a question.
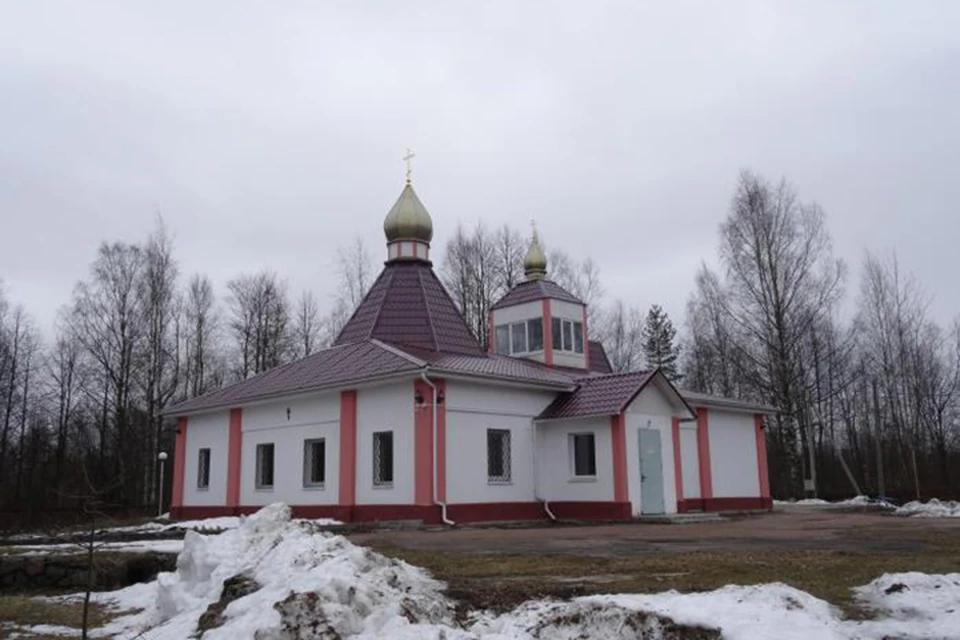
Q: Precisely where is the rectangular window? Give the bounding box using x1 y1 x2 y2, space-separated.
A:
486 429 512 483
495 324 510 355
552 317 563 350
256 443 275 490
562 320 574 351
573 321 584 354
571 433 597 477
197 448 210 490
373 431 394 486
510 322 527 354
527 318 543 351
303 438 326 487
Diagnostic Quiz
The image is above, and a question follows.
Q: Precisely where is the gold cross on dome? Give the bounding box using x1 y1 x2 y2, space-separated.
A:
403 148 416 183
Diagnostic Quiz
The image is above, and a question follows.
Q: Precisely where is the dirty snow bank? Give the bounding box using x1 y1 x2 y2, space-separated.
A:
80 504 960 640
91 503 457 639
895 498 960 518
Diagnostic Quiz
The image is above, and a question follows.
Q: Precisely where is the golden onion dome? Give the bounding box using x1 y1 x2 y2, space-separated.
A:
383 183 433 243
523 227 547 280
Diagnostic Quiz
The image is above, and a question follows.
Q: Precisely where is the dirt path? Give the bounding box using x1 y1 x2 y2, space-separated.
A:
350 507 960 556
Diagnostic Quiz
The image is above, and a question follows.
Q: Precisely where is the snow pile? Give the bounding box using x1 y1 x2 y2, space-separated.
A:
895 498 960 518
854 572 960 639
775 496 894 509
74 504 960 639
93 503 458 639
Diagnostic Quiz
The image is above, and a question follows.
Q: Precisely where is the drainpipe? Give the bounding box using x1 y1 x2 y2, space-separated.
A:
532 419 557 522
420 369 455 526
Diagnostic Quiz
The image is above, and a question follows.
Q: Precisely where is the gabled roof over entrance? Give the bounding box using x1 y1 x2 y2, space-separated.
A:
537 369 695 420
334 261 485 356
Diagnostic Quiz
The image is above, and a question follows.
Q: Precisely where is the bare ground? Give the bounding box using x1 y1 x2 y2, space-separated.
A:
350 507 960 614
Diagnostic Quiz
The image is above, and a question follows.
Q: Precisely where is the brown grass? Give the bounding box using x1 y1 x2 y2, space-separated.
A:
369 535 960 617
0 594 114 638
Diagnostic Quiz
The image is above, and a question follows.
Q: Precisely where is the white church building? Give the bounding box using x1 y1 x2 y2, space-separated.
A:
167 179 773 524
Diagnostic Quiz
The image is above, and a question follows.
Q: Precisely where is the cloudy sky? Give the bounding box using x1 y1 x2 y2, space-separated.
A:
1 1 958 335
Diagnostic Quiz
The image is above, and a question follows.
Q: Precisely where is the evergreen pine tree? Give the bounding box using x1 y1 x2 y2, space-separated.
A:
641 304 681 381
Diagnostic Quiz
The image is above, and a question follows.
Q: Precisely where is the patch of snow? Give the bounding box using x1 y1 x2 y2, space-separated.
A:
5 539 184 556
74 503 960 639
90 503 458 639
895 498 960 518
853 572 960 639
9 623 79 637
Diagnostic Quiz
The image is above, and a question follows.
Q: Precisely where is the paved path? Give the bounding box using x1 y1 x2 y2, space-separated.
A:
349 507 960 556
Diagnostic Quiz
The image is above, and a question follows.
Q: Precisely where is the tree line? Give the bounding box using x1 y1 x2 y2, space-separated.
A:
0 170 956 517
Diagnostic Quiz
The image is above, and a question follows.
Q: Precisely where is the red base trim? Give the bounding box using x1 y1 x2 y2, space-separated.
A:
677 497 773 512
171 501 633 524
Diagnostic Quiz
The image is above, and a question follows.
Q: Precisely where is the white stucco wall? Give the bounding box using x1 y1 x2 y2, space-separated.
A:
625 385 679 515
240 392 341 507
679 425 701 500
183 411 230 506
355 382 415 505
444 381 555 504
708 409 760 498
536 416 614 502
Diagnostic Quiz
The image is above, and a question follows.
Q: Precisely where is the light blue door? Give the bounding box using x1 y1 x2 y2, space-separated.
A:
638 429 665 515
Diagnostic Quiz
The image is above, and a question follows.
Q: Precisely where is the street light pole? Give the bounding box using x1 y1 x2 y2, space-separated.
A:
157 451 168 518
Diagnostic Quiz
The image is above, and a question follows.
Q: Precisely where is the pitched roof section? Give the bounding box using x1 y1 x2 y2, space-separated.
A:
537 370 655 420
166 340 423 415
423 352 575 388
680 390 778 415
491 279 583 310
334 261 484 356
588 340 613 374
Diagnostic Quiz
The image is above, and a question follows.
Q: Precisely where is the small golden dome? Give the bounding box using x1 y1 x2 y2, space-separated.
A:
384 183 433 243
524 226 547 280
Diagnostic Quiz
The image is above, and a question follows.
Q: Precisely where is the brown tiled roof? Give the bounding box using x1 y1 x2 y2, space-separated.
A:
424 352 576 388
166 340 423 415
334 261 484 356
537 370 655 420
491 279 583 310
588 340 612 374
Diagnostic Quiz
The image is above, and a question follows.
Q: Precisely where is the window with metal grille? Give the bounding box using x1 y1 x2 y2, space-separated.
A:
303 438 325 487
197 448 210 490
487 429 512 483
571 433 597 477
373 431 393 486
256 443 274 489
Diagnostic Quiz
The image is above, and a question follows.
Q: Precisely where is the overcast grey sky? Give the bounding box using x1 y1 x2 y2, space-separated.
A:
1 2 958 335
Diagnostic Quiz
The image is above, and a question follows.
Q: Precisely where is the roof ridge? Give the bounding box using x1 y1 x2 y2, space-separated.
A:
579 369 652 382
365 268 394 341
369 339 428 367
417 266 441 352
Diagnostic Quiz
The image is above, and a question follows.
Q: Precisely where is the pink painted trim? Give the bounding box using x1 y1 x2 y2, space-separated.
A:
413 379 434 505
610 413 629 503
413 242 418 258
696 408 713 498
226 408 242 507
436 379 447 503
171 417 188 508
582 305 590 367
755 414 771 498
487 311 494 353
542 299 554 366
338 390 358 506
671 417 684 503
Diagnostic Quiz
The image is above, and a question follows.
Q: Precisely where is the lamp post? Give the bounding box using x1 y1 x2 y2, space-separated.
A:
157 451 168 518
